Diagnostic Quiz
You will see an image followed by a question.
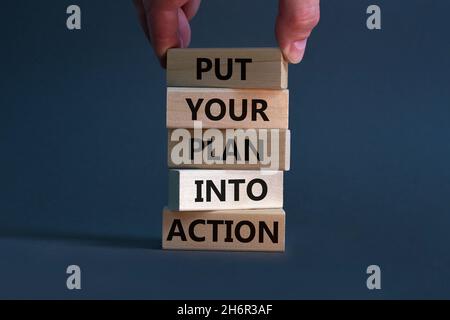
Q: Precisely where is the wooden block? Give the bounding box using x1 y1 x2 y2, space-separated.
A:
166 87 289 129
168 129 290 170
162 207 285 252
168 169 283 211
167 48 288 89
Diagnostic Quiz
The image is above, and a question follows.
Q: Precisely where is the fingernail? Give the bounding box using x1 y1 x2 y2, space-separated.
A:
287 39 307 64
179 36 185 48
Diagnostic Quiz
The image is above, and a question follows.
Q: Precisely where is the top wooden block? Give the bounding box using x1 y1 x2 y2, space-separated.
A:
167 48 288 89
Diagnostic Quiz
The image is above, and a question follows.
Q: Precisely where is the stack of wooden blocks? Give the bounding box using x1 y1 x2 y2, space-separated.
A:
162 48 289 252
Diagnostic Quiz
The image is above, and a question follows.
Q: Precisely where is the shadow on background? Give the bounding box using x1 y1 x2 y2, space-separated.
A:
0 227 161 250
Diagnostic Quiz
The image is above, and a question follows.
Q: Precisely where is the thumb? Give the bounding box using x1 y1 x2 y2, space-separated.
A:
275 0 320 64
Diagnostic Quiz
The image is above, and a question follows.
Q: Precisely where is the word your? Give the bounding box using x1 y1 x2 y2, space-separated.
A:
197 58 252 80
187 98 269 122
167 219 279 244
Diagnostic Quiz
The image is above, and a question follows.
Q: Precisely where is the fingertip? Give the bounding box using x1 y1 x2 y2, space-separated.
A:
182 0 201 21
284 39 307 64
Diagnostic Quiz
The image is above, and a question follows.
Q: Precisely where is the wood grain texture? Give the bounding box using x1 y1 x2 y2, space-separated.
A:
162 207 285 252
168 169 283 211
166 48 288 89
166 87 289 129
167 129 290 170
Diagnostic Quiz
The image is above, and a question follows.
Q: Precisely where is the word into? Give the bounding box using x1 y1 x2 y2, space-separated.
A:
194 178 268 203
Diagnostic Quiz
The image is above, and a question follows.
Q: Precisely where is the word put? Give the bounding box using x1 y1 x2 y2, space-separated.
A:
197 58 253 80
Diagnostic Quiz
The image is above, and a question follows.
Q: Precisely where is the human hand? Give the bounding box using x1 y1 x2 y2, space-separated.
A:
133 0 320 67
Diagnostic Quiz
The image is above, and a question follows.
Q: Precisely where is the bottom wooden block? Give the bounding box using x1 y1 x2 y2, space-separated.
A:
162 207 285 252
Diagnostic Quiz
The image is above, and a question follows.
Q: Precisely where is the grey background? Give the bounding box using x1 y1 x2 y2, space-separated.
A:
0 0 449 298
